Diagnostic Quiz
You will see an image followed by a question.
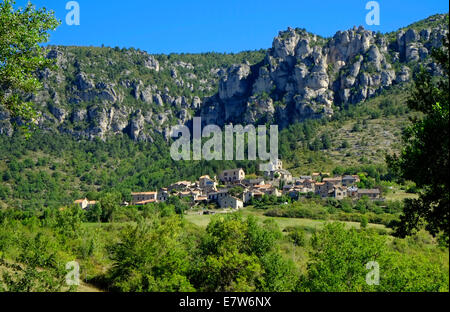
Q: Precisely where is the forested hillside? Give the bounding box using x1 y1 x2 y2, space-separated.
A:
1 14 447 211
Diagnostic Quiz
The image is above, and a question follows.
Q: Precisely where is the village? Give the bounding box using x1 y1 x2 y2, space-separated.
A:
74 159 382 214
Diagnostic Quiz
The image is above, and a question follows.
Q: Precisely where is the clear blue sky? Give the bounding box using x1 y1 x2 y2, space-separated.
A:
16 0 449 54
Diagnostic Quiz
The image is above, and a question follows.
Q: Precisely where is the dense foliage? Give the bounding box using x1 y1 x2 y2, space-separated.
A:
0 207 447 292
0 131 260 211
0 0 60 132
388 34 449 244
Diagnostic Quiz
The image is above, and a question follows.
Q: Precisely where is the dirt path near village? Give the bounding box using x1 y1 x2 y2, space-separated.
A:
77 281 104 292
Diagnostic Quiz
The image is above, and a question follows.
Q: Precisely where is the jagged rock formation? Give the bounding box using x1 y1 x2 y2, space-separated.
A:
201 14 448 127
0 14 448 140
0 45 249 141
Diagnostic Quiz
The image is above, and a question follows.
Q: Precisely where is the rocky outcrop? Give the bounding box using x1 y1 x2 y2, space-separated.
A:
219 64 251 100
0 108 13 136
201 14 448 127
1 14 447 141
144 55 160 72
128 110 145 141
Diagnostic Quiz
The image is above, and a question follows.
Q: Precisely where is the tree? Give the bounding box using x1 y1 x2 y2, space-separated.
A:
166 196 189 215
191 214 294 292
0 0 60 135
310 137 322 151
300 223 388 292
300 222 449 292
360 215 369 229
86 203 102 223
107 217 195 292
228 186 244 198
286 227 306 246
54 205 83 239
321 133 332 149
387 34 449 244
99 192 121 222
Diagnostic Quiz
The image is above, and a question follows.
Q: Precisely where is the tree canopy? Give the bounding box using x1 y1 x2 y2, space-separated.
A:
387 34 449 244
0 0 59 134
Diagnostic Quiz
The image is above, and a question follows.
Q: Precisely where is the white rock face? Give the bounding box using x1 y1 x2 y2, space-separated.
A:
200 17 449 127
72 108 87 122
144 56 160 71
129 110 145 140
219 64 251 100
396 66 411 83
252 67 273 94
368 46 382 71
153 94 164 106
406 43 420 62
273 28 300 58
140 86 153 104
75 73 94 91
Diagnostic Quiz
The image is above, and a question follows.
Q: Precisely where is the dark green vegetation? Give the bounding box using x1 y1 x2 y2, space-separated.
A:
0 131 260 211
388 34 449 244
260 196 402 229
0 0 60 133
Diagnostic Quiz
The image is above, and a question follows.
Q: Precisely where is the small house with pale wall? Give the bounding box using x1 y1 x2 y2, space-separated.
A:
74 198 97 210
219 169 245 183
218 195 243 209
131 192 157 205
357 189 381 199
199 175 216 189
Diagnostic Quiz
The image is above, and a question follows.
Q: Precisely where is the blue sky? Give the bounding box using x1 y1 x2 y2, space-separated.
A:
16 0 449 54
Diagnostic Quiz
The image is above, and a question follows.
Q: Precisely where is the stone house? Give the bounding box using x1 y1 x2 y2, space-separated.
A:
199 175 216 189
218 195 244 209
207 189 229 201
357 189 381 199
342 175 360 186
271 169 293 183
157 189 169 202
131 192 157 205
168 181 193 192
322 177 342 186
134 199 157 206
194 196 208 204
243 178 265 187
298 179 316 191
243 190 264 203
347 186 358 197
315 182 329 198
333 186 348 200
219 168 245 183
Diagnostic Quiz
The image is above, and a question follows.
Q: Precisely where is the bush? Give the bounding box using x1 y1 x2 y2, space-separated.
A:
285 227 307 247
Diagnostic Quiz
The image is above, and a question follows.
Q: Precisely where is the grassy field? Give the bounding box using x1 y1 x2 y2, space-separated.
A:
384 190 418 201
185 207 389 234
